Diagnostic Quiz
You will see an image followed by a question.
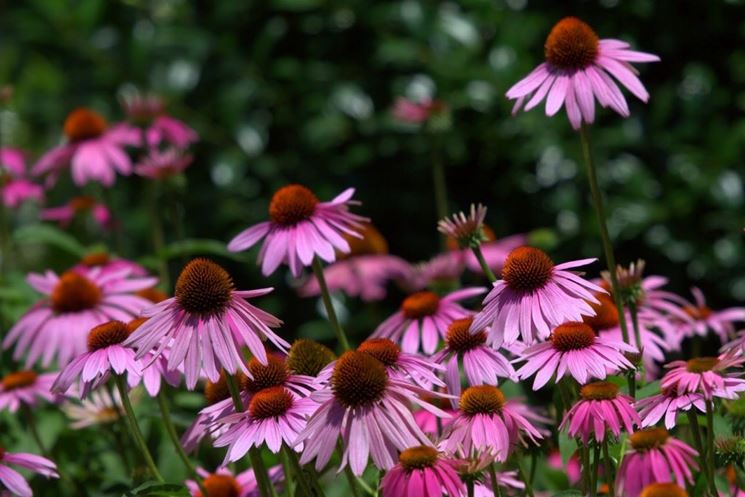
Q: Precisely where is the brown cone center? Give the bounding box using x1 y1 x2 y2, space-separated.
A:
639 483 689 497
583 293 619 331
357 338 400 367
199 473 241 497
87 321 130 351
1 371 38 391
332 351 388 408
580 381 619 400
51 271 102 314
399 446 439 471
242 356 289 393
64 108 108 142
686 357 718 373
287 339 336 377
502 246 554 292
631 427 669 451
544 17 599 71
550 322 596 352
446 317 486 353
175 258 234 316
80 252 110 267
248 386 293 419
401 291 440 319
269 184 319 226
460 385 506 416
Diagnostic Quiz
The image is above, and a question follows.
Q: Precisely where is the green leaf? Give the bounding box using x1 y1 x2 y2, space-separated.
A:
122 481 190 497
559 429 576 467
13 224 86 256
636 380 660 399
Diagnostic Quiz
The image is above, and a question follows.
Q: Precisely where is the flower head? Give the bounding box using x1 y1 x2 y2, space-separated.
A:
660 354 745 400
0 371 58 413
640 483 689 497
675 287 745 343
134 147 193 179
441 385 543 461
3 266 156 367
459 234 527 278
181 372 240 454
286 339 336 377
506 17 660 129
617 429 699 497
185 466 284 497
438 204 489 249
372 287 485 354
33 107 141 186
635 388 706 429
296 350 449 475
392 97 446 124
470 246 605 345
0 148 43 208
40 196 113 230
560 381 640 443
516 322 636 389
125 258 287 389
358 338 445 389
61 389 129 429
0 448 58 497
228 185 367 277
380 446 464 497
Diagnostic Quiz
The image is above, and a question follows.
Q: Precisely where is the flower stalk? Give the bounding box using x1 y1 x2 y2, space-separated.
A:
311 255 352 351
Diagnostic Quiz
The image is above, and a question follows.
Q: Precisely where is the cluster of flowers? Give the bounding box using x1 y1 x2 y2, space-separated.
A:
2 15 745 497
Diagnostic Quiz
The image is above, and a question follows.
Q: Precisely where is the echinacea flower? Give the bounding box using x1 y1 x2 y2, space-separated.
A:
413 399 457 435
392 97 446 124
120 90 198 148
227 184 367 277
616 428 698 497
299 223 413 302
73 252 149 278
33 107 140 186
52 321 142 398
181 372 239 453
431 317 516 403
380 446 465 497
560 381 640 443
61 389 129 429
406 252 466 291
660 354 745 400
40 196 113 230
460 234 527 278
126 318 181 396
4 266 156 367
640 483 689 497
134 147 193 179
285 339 336 378
0 371 58 413
674 287 745 344
185 466 284 497
124 258 287 389
635 389 706 429
455 453 526 496
516 322 636 389
296 351 449 475
470 246 605 346
441 385 543 460
357 338 445 389
0 148 43 208
506 16 659 129
0 447 58 497
372 287 485 355
547 450 581 485
438 204 489 249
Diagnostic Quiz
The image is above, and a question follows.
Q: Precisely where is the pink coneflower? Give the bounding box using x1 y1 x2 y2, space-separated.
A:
660 354 745 400
438 203 489 249
413 400 457 436
0 447 58 497
674 287 745 343
372 287 485 354
636 389 706 429
0 148 43 208
296 351 449 475
33 108 140 186
134 147 193 179
185 466 284 497
52 321 141 398
121 93 198 148
431 317 516 403
61 389 128 429
126 318 181 396
4 266 156 367
560 381 640 443
74 252 149 278
299 223 413 302
0 371 57 413
285 339 336 378
40 195 113 230
181 372 239 453
516 322 636 389
461 234 527 277
380 446 464 497
441 385 543 460
470 246 604 346
455 453 526 496
357 338 445 389
505 398 553 439
547 450 581 485
213 386 316 460
617 428 698 497
506 17 659 129
473 472 525 496
227 184 367 277
392 97 446 124
124 258 287 389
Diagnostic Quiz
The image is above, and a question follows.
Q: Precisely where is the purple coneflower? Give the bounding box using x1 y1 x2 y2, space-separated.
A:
616 428 698 497
357 338 445 389
296 350 448 475
431 317 515 403
0 371 57 413
407 252 466 290
185 466 284 497
392 97 445 124
372 287 484 355
0 148 43 208
516 322 636 389
126 318 182 396
674 287 745 343
441 385 543 461
560 381 640 443
636 389 706 429
124 258 287 389
506 17 659 129
227 184 367 277
380 446 464 497
61 389 129 430
470 246 604 346
4 266 155 367
40 196 113 230
134 147 193 179
0 447 58 497
181 372 238 454
33 107 140 186
120 91 198 148
52 321 141 398
660 354 745 400
73 252 149 278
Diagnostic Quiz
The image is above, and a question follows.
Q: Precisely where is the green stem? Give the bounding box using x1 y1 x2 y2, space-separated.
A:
280 446 294 497
432 144 449 250
706 401 718 496
114 375 163 482
156 389 207 495
472 245 497 282
602 440 615 497
284 445 327 497
489 462 503 497
578 124 629 344
580 445 590 495
225 375 277 497
343 465 363 497
311 256 351 351
516 455 535 497
628 301 645 393
466 479 475 497
688 410 714 494
147 181 170 289
590 444 600 497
